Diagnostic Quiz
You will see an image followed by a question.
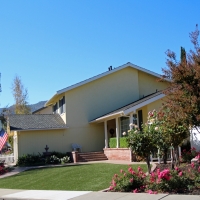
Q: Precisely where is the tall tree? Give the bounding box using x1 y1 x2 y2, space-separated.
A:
160 25 200 167
12 75 31 114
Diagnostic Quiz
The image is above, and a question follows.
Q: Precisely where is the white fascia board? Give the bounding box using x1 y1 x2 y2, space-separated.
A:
123 93 165 115
45 94 58 106
90 111 123 123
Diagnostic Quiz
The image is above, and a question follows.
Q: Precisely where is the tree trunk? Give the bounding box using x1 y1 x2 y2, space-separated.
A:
174 146 180 166
146 156 151 174
163 148 168 164
171 147 175 170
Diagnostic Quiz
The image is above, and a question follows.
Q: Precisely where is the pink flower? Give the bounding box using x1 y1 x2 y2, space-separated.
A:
130 178 133 183
198 166 200 172
154 191 158 194
178 171 183 177
175 167 179 171
138 166 141 171
109 186 114 190
148 190 154 194
133 189 138 193
120 169 123 173
191 162 195 169
112 180 116 187
128 167 133 173
124 173 126 176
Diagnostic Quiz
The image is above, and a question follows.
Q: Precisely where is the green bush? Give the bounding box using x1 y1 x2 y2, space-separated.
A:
120 137 129 148
17 154 43 166
17 152 70 166
109 138 116 148
109 137 129 148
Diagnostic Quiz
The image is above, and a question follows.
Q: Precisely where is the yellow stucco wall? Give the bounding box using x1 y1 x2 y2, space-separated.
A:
61 67 141 152
138 71 169 98
17 129 67 157
34 107 52 114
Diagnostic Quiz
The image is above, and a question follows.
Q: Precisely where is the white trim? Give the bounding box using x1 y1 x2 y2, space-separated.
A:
90 111 123 123
45 62 170 106
116 117 119 148
104 121 108 148
123 93 165 115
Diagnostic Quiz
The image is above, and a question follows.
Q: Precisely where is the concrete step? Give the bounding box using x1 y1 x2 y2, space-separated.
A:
78 151 108 162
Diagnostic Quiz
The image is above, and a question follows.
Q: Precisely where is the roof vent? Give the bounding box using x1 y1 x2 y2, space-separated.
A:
108 66 112 71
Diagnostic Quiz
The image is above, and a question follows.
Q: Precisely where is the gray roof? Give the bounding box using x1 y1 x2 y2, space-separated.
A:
8 114 68 131
91 91 164 121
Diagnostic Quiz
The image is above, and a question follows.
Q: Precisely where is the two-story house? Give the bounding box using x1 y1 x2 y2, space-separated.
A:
8 62 169 160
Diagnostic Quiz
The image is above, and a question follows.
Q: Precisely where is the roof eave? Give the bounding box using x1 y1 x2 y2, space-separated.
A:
10 127 69 132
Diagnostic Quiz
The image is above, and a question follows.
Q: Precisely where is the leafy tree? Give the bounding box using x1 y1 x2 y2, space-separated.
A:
12 75 31 114
162 25 200 130
159 25 200 168
127 124 155 174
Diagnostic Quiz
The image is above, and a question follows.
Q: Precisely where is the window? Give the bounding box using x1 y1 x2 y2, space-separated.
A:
120 117 130 136
53 103 58 114
133 114 138 125
59 96 65 114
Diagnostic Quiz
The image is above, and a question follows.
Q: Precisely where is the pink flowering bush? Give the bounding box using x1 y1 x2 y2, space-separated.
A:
146 167 194 193
0 161 8 175
109 166 146 192
109 164 200 194
181 147 199 163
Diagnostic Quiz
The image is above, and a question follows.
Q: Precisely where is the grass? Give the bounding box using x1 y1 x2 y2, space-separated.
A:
0 163 147 191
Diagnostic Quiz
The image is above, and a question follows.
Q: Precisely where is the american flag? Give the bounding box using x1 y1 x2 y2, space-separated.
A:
0 129 8 151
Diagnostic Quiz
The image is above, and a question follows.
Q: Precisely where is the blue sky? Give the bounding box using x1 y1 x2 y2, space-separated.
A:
0 1 199 107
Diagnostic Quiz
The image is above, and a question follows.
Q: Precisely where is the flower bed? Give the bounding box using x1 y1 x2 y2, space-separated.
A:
108 162 200 195
0 161 13 176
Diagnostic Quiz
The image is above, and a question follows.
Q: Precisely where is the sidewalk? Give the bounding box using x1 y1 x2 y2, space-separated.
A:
0 189 200 200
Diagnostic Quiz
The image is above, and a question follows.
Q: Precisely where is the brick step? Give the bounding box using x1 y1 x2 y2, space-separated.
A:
78 151 108 162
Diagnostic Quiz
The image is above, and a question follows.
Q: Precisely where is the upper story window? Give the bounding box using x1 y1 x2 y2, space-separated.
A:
59 96 65 114
53 103 58 114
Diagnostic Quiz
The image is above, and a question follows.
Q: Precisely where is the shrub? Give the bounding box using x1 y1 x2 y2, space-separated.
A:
120 137 129 148
109 166 146 192
181 147 198 163
109 137 129 148
17 153 70 166
17 154 43 166
109 138 116 148
49 155 60 164
147 168 194 193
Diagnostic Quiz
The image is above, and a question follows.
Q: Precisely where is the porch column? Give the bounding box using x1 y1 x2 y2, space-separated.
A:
104 120 108 148
13 131 18 165
116 117 119 148
129 113 133 126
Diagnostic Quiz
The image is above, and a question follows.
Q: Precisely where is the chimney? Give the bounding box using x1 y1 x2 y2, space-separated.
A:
108 66 112 71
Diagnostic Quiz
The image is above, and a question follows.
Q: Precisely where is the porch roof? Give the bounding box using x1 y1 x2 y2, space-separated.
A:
90 91 165 123
8 114 68 131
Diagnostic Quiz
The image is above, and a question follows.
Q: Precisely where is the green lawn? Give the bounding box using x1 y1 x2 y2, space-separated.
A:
0 163 147 191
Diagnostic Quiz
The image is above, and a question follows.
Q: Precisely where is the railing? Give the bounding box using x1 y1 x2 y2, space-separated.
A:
0 153 14 164
150 149 172 162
